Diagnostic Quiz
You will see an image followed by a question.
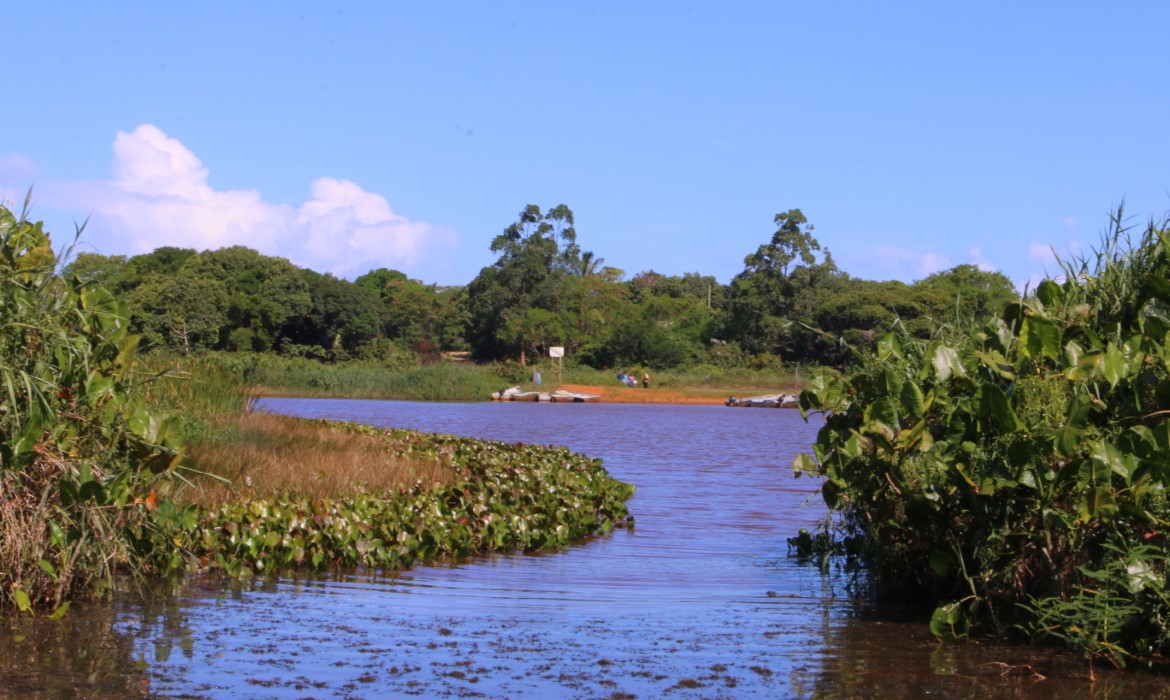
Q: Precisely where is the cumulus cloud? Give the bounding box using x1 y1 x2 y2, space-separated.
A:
42 124 455 279
861 246 952 280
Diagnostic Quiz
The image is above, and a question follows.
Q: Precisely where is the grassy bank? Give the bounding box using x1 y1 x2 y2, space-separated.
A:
196 352 509 402
139 357 637 582
149 419 635 576
0 205 635 612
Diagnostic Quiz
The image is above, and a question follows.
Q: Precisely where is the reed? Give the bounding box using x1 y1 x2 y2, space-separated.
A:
178 411 454 509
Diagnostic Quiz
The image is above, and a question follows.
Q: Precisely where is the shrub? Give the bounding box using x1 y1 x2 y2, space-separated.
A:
0 204 182 610
796 208 1170 667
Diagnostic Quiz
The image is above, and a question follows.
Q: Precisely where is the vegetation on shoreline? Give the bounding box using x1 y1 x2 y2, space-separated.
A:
65 203 1018 377
0 205 635 614
152 421 634 576
0 205 184 611
796 207 1170 667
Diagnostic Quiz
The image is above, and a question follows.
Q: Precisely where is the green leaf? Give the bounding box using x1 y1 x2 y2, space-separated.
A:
1053 394 1092 458
929 550 953 576
1020 316 1061 360
979 384 1023 432
48 601 71 620
929 601 969 641
1035 279 1065 310
876 332 902 360
976 350 1016 380
13 590 32 613
1091 442 1135 483
792 453 816 477
37 559 58 582
1079 486 1117 522
151 415 186 449
932 345 964 381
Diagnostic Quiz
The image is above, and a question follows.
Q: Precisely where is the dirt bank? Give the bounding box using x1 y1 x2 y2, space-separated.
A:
554 383 736 405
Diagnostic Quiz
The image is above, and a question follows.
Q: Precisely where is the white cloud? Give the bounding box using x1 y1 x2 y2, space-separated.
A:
1027 241 1056 266
40 124 455 279
861 246 951 280
967 246 996 272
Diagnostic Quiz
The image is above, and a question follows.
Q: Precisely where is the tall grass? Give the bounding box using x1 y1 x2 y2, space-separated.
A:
197 352 509 401
178 412 453 509
1 204 184 609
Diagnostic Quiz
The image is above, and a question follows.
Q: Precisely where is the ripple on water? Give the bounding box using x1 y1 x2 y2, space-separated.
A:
102 399 1170 699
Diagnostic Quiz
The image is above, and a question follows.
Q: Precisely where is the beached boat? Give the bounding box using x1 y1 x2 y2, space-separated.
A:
491 386 600 402
724 393 799 408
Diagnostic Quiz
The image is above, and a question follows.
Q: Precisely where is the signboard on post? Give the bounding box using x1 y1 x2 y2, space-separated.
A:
549 346 564 382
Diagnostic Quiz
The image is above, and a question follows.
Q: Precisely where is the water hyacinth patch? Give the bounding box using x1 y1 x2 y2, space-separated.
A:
147 420 635 577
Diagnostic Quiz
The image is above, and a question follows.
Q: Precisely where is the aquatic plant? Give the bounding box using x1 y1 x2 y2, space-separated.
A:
795 208 1170 667
148 420 635 576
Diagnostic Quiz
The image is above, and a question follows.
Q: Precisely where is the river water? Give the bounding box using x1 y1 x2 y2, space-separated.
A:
4 398 1168 698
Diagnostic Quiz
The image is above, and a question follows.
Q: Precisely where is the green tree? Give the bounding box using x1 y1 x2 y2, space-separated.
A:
465 204 582 363
283 270 386 357
356 268 467 351
725 209 841 359
61 252 132 293
125 271 228 353
184 247 311 351
915 264 1019 320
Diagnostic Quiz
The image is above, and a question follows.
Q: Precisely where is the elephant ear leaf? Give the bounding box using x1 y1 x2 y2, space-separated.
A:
1053 394 1091 458
150 415 186 449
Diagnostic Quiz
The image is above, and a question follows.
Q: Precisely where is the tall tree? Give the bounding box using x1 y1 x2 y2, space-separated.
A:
725 209 841 359
465 204 583 363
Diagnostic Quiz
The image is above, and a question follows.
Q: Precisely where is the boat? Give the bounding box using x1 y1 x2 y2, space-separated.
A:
491 386 600 402
724 393 799 408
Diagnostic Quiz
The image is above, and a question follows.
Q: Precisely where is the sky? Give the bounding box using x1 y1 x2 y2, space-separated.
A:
3 3 1168 291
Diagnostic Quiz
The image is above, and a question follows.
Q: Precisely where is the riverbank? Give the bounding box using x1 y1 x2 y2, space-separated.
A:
551 383 749 405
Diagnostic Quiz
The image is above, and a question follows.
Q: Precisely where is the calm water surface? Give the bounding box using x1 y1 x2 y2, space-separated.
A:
5 399 1168 698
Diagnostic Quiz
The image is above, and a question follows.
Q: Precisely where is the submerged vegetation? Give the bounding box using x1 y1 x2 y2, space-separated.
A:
796 207 1170 667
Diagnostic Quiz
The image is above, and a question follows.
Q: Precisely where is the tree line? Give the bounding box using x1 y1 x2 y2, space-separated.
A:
65 204 1019 370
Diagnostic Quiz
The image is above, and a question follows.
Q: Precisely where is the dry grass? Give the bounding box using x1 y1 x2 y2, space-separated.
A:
177 412 455 509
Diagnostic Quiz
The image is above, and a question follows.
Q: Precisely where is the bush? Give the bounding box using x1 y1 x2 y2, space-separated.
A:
796 209 1170 667
0 205 183 610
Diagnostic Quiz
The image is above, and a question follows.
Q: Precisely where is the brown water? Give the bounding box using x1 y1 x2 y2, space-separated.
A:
4 399 1169 698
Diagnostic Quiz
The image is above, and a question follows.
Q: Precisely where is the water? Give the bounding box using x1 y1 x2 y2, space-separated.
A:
4 399 1168 698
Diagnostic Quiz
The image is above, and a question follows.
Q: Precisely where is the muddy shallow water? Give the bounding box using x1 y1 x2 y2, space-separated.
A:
4 399 1169 698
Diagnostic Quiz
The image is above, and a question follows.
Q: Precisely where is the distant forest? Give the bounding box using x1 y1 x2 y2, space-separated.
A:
64 205 1018 370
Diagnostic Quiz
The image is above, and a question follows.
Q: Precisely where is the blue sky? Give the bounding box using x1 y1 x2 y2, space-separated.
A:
3 3 1167 290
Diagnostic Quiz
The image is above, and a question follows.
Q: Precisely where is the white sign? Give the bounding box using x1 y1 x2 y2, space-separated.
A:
549 346 565 358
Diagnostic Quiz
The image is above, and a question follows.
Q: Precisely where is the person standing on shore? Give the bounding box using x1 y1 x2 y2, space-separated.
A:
642 373 650 389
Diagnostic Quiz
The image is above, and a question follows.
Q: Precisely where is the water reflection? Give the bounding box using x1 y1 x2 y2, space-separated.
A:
6 399 1169 697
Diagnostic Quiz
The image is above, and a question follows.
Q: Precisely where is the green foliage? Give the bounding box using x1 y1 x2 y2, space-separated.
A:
283 269 386 356
725 209 843 359
196 351 507 402
794 208 1170 667
465 204 585 362
125 269 228 353
0 204 184 610
148 421 635 576
184 246 312 351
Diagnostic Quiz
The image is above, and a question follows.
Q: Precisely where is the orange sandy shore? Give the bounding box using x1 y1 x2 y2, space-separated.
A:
256 384 788 405
552 384 737 405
